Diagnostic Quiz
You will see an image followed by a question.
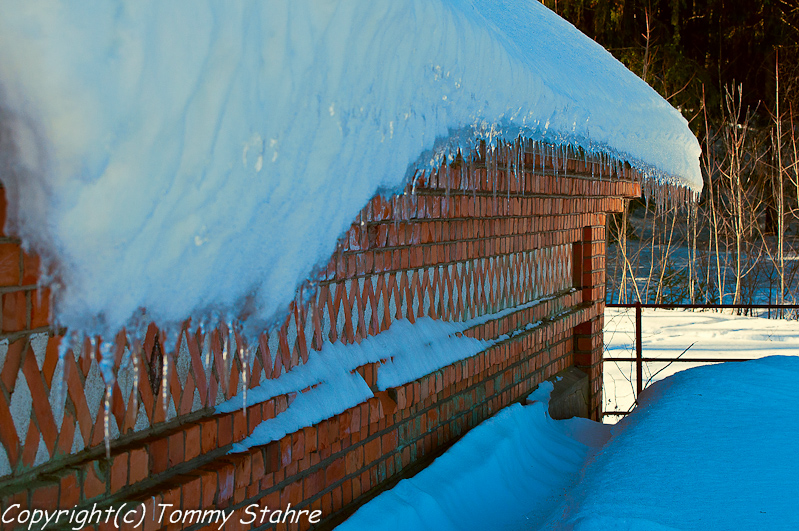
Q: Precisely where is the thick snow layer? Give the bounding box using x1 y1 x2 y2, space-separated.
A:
603 308 799 418
338 355 798 531
337 400 611 531
545 356 799 530
0 0 701 331
0 0 700 336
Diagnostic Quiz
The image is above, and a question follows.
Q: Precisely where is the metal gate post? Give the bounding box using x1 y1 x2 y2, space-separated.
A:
635 301 642 397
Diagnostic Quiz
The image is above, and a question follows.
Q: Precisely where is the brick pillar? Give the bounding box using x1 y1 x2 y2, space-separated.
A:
573 223 605 421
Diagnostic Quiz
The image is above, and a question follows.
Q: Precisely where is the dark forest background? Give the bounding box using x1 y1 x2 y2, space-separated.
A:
544 0 799 308
545 0 798 126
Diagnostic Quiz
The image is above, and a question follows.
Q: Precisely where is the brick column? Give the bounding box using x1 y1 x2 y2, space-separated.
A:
573 223 606 421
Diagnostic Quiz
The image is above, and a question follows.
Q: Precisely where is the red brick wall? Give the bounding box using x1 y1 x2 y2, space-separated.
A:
0 145 639 530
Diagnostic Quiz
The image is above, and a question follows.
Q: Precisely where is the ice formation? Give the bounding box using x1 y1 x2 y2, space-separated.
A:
0 0 701 341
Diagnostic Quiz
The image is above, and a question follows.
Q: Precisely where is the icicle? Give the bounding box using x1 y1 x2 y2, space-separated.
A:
127 318 147 429
235 327 248 414
131 338 140 424
161 334 169 415
99 340 114 460
556 144 560 175
52 333 74 429
461 153 468 194
605 152 609 178
552 145 561 175
599 152 604 180
203 328 211 375
541 141 545 175
222 322 229 363
552 144 557 180
518 138 525 192
554 144 559 175
564 144 570 173
458 155 465 194
243 344 253 412
491 144 498 199
222 321 232 387
514 139 520 193
506 143 511 210
599 151 605 181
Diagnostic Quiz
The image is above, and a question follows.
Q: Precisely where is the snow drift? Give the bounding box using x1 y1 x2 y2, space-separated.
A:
338 397 611 531
544 356 799 530
0 0 701 336
338 356 799 531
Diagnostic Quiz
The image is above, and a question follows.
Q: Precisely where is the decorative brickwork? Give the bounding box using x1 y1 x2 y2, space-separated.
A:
0 145 641 530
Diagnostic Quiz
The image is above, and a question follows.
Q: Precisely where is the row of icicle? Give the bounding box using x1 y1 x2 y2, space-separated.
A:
46 135 696 460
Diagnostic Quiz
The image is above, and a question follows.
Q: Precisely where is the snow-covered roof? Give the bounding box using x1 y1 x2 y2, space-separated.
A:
0 0 701 336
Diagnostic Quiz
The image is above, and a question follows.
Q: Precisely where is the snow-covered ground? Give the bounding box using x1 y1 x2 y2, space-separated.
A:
337 383 613 531
543 356 799 530
603 307 799 420
337 314 799 530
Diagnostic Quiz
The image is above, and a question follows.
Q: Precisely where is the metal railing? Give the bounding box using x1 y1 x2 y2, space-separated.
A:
601 302 799 418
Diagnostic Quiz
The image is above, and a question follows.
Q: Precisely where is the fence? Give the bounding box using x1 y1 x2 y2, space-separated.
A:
602 302 799 418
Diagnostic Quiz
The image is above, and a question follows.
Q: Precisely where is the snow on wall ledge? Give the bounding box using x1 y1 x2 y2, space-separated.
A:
0 0 701 337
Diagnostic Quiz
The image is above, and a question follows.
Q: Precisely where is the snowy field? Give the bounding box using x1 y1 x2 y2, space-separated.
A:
603 307 799 420
338 314 799 530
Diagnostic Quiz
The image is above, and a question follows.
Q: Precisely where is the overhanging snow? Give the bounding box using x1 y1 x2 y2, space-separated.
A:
0 0 701 336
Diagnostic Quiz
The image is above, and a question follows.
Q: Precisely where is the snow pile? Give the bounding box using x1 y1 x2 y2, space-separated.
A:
337 400 610 531
0 0 700 337
545 356 799 529
337 356 798 531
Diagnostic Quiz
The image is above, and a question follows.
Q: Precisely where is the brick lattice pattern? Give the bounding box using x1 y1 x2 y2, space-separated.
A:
0 146 639 530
